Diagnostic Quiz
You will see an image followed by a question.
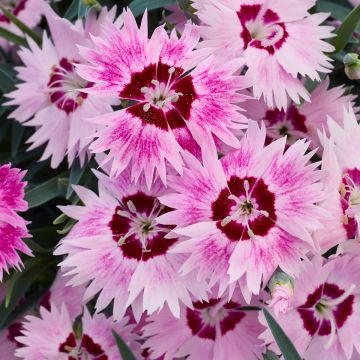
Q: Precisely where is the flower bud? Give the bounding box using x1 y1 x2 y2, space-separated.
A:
343 53 360 80
268 272 294 316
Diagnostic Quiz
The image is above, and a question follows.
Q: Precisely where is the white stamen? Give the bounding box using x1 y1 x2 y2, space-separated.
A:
143 103 151 112
127 200 137 214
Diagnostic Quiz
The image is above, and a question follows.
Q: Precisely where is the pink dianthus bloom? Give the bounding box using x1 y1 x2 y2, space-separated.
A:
193 0 334 109
54 167 207 320
260 255 360 360
76 9 251 186
142 289 265 360
0 164 31 280
315 106 360 253
15 304 140 359
157 122 326 295
241 78 358 149
6 5 116 168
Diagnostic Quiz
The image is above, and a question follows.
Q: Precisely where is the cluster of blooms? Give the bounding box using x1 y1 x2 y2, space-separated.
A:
1 0 360 359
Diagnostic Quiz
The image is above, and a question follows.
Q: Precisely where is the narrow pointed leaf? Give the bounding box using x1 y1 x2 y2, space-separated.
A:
11 122 25 157
0 27 27 47
66 159 86 199
263 308 302 360
331 5 360 52
25 173 68 208
130 0 176 17
112 330 137 360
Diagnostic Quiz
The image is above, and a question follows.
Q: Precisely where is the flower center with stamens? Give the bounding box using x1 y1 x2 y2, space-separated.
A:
140 67 184 112
264 106 308 142
212 176 276 241
340 169 360 239
109 192 177 261
186 299 245 340
59 332 108 360
120 62 197 131
298 283 355 349
237 4 288 55
47 58 90 114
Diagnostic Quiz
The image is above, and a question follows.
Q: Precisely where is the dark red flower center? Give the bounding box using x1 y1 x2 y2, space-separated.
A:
108 191 177 261
120 62 197 131
264 105 307 143
59 332 108 360
7 322 24 348
212 176 276 241
340 168 360 239
0 0 27 23
237 4 288 55
48 58 90 114
186 298 245 340
298 282 354 344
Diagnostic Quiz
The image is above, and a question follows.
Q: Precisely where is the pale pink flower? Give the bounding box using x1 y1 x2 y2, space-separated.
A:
39 271 86 319
242 78 358 149
54 168 207 320
193 0 334 109
142 289 265 360
349 0 360 6
0 164 31 280
260 255 360 360
0 0 45 50
157 121 326 295
5 5 116 168
315 106 360 252
0 322 22 360
76 9 251 186
165 5 188 33
15 303 140 359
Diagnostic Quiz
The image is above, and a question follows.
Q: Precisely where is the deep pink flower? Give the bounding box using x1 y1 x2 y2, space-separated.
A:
193 0 334 109
15 304 140 359
6 5 116 168
142 289 265 360
260 255 360 359
241 78 358 149
0 164 31 280
76 9 251 186
315 106 360 252
157 122 326 295
54 168 207 320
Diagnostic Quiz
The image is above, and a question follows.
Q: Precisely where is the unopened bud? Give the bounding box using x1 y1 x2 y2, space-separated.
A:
343 53 360 80
268 272 294 316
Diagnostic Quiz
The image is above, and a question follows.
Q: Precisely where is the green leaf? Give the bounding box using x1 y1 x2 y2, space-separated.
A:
64 0 91 20
317 1 350 21
331 5 360 53
25 173 68 208
0 27 27 47
263 350 280 360
112 330 137 360
263 308 302 360
0 63 16 93
11 122 25 157
129 0 176 17
0 6 42 46
0 256 58 328
67 158 86 199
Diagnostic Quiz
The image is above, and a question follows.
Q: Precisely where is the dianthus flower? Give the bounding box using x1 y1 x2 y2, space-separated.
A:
15 304 140 359
260 255 360 359
54 167 207 320
76 9 251 186
193 0 334 109
143 289 265 360
157 122 326 295
0 164 31 279
6 5 117 167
